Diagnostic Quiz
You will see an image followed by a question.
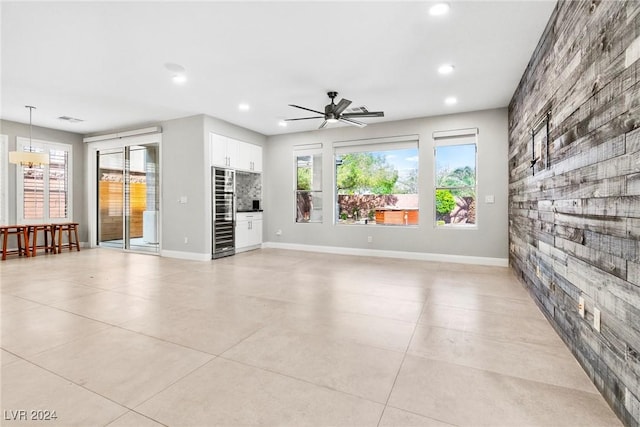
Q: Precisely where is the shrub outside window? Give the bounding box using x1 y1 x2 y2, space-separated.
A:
334 140 418 226
295 149 322 223
434 131 477 227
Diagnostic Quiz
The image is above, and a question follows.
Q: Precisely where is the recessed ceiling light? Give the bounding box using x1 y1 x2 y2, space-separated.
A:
438 64 455 75
172 74 187 84
445 96 457 105
238 103 250 111
165 62 187 85
278 120 287 127
429 2 450 16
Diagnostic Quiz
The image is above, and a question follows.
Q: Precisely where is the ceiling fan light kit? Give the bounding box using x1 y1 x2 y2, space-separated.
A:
285 91 384 130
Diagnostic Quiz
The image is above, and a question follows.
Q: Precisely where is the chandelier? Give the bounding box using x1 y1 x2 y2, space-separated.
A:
9 105 50 167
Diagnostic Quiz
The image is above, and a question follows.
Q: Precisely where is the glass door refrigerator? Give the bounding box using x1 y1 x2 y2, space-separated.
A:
212 167 235 259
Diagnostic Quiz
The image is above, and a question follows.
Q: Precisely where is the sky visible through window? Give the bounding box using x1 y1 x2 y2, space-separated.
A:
378 148 418 182
436 144 476 173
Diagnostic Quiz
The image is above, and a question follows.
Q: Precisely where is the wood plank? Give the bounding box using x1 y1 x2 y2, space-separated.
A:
629 261 640 287
555 236 627 280
583 230 639 262
554 212 628 238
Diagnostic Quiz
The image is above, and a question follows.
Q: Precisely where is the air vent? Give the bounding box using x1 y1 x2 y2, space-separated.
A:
345 106 369 114
58 116 84 123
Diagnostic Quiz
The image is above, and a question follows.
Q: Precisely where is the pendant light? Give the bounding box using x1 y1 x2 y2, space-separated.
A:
9 105 50 167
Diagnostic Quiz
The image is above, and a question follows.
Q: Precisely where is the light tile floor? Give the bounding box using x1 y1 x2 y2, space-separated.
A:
1 248 621 426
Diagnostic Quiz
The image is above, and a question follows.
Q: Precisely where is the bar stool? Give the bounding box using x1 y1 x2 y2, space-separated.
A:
27 224 56 256
0 225 30 260
53 222 80 253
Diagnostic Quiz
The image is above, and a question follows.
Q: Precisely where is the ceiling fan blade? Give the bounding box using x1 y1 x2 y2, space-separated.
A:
342 111 384 118
334 98 352 115
318 120 328 129
284 116 324 121
289 104 324 115
339 117 366 128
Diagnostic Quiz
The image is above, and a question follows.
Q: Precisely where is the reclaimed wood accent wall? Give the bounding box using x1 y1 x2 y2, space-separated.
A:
508 1 640 425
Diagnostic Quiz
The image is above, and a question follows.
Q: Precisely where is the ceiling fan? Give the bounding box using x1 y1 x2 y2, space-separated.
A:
285 91 384 129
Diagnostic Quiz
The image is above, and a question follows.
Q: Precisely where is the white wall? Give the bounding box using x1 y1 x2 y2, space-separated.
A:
160 115 207 256
263 108 509 260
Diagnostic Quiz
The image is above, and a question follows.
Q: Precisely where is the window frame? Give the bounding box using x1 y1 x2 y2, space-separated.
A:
332 136 419 227
433 128 478 229
0 135 8 225
16 137 73 224
294 144 323 224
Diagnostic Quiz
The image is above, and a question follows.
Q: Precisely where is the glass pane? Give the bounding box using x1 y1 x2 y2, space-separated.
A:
128 145 160 254
22 145 45 220
296 152 322 223
296 191 322 223
436 144 476 187
435 143 476 226
336 148 418 225
98 150 124 248
49 148 68 218
296 155 312 190
23 164 45 220
436 188 476 225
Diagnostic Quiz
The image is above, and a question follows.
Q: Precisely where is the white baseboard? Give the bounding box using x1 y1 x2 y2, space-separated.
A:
161 249 211 261
263 241 508 267
235 244 262 254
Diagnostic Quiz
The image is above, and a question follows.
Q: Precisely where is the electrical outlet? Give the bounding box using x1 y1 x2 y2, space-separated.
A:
578 296 585 318
594 307 601 332
184 236 188 244
367 236 373 243
275 229 282 236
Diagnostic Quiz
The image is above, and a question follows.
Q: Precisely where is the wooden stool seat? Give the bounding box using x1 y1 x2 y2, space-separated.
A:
53 222 80 253
27 224 56 256
1 225 30 260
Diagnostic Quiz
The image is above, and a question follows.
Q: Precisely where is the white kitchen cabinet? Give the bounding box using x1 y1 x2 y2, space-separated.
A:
211 133 261 173
235 212 262 252
210 133 239 169
237 142 262 172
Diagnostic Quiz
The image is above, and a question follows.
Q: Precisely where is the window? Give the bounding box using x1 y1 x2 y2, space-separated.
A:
334 137 418 226
295 146 322 223
434 129 477 227
17 138 72 223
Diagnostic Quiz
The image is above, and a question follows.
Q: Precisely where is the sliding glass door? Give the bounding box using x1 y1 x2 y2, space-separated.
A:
97 144 159 253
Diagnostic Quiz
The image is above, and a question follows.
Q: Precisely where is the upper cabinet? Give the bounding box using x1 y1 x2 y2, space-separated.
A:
210 134 239 169
210 133 262 173
237 142 262 172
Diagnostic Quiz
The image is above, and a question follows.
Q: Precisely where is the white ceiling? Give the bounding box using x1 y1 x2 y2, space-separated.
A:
0 1 556 137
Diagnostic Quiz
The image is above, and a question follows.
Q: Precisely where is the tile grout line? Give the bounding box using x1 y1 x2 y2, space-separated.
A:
216 354 389 407
375 297 429 427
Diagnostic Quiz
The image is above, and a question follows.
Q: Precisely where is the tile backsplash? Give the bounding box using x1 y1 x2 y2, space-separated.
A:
236 171 262 211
